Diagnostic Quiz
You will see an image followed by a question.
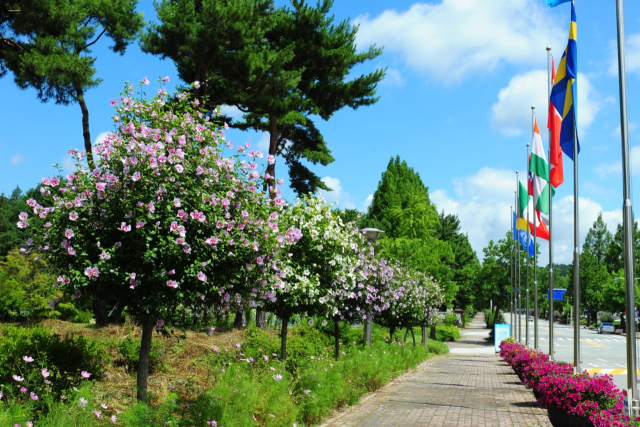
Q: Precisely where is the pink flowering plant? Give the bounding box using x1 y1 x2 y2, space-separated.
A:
376 266 444 341
18 79 290 401
537 371 623 420
341 246 395 324
499 341 634 426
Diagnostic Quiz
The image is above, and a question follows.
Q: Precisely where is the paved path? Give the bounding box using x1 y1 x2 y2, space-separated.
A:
320 312 551 427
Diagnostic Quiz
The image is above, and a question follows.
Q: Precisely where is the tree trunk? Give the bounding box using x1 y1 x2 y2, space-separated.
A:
280 313 290 360
421 326 427 347
586 312 591 328
256 309 266 329
334 316 341 360
233 307 244 329
74 84 95 171
622 314 627 334
94 298 109 326
430 322 437 340
136 319 154 402
389 325 395 343
403 327 409 342
410 327 416 347
266 113 278 199
110 302 125 324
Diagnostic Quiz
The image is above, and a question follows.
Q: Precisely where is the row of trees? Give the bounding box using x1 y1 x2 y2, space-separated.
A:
474 211 640 329
15 82 444 402
1 0 383 195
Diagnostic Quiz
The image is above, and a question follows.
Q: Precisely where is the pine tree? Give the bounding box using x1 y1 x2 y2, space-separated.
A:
141 0 384 196
1 0 143 169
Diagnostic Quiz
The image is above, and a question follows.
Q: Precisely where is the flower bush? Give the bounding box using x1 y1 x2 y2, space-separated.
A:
499 341 637 427
14 76 446 403
19 79 294 400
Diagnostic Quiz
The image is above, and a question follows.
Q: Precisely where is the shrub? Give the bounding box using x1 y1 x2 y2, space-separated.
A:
117 336 164 373
600 313 614 323
0 250 60 321
0 325 108 404
427 325 460 342
443 311 457 326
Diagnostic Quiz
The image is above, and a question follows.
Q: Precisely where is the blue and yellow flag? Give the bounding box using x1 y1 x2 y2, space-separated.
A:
512 212 534 256
549 0 579 161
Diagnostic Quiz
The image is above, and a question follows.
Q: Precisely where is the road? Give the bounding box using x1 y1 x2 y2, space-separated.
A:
506 314 639 391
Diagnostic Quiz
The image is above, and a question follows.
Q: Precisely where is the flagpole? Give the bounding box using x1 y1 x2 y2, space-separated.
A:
516 171 522 343
532 106 539 351
573 122 581 373
614 0 638 397
511 205 515 337
526 142 531 348
547 46 554 361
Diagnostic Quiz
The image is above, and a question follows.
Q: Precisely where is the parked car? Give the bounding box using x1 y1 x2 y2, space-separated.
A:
598 322 615 334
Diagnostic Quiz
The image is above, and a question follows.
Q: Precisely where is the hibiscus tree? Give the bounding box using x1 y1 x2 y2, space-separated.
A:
20 79 295 401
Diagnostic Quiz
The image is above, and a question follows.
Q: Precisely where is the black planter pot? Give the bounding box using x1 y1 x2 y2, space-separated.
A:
547 406 594 427
533 388 542 400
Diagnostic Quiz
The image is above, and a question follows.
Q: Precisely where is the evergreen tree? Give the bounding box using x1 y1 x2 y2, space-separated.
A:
141 0 384 196
477 235 512 316
1 0 143 169
604 221 640 274
435 212 480 309
0 186 45 261
583 212 612 266
366 156 433 238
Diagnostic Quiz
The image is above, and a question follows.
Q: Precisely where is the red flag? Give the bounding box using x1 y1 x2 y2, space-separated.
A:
531 210 549 241
548 57 564 188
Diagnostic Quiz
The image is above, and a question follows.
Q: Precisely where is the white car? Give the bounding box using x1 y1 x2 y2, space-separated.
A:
597 322 615 334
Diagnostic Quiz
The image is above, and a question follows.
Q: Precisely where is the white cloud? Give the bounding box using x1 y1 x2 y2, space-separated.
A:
61 155 75 173
354 0 564 83
363 194 374 211
319 176 356 209
491 71 600 137
612 122 637 137
609 33 640 76
595 145 640 178
256 132 270 152
380 68 406 87
431 167 622 264
93 131 111 147
10 154 23 165
219 105 243 120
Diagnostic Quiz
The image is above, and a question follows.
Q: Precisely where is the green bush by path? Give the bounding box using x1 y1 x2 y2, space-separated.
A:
0 323 444 426
0 325 108 404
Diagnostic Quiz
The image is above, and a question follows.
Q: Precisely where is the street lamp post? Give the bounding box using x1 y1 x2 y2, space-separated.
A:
361 228 385 346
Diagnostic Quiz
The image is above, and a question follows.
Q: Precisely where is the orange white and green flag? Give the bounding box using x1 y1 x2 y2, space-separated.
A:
530 117 550 215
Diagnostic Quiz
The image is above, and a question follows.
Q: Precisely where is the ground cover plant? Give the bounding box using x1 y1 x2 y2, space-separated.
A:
0 318 447 426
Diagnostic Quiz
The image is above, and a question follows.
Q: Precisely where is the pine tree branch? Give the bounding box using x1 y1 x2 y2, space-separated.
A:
0 37 26 53
83 27 107 50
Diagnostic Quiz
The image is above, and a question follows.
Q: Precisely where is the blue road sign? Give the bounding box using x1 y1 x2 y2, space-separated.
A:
494 324 511 353
547 289 566 301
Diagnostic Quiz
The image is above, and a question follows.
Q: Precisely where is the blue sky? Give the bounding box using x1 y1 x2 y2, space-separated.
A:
2 0 640 263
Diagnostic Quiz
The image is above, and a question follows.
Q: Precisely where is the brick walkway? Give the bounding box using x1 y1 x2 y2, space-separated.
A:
319 313 551 427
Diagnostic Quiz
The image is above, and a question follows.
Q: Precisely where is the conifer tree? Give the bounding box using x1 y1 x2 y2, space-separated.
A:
141 0 384 196
366 156 433 238
1 0 143 170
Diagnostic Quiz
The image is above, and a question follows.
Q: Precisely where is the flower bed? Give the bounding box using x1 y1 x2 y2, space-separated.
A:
499 340 640 427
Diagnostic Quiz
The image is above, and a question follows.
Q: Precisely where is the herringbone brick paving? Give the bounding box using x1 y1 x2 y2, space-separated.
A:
319 313 551 427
